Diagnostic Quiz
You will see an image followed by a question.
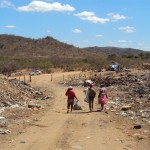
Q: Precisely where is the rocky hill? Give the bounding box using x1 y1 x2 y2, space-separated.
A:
0 34 87 58
0 34 148 58
83 46 147 56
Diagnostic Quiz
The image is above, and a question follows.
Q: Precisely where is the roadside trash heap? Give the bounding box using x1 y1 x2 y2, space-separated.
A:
60 71 150 125
106 72 150 124
0 78 52 134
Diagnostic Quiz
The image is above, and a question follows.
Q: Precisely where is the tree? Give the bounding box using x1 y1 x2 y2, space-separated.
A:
107 54 117 61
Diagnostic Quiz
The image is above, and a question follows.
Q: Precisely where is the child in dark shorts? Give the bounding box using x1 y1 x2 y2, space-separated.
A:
88 84 96 112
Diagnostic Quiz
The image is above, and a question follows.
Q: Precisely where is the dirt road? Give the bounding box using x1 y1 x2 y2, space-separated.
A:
2 72 149 150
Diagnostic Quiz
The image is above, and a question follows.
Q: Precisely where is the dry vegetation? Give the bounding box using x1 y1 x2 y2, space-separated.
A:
0 34 150 74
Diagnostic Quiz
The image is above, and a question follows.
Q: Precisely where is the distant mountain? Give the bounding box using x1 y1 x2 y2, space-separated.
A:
0 34 87 58
0 34 148 58
82 46 147 56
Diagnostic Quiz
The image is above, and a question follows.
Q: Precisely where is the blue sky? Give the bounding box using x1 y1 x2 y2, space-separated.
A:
0 0 150 51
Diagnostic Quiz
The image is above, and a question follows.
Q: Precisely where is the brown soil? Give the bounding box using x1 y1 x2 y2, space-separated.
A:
1 71 150 150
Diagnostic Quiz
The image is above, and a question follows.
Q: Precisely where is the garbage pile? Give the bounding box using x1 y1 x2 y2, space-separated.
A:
0 78 51 134
60 71 150 124
98 72 150 124
106 72 150 123
0 78 50 106
107 72 149 97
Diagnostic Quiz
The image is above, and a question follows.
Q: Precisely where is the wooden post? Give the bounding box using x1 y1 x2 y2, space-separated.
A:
51 74 53 81
24 75 25 83
29 75 31 82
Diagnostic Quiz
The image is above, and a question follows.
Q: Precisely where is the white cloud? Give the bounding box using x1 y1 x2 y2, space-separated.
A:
75 11 109 24
5 25 16 28
72 29 81 33
47 30 51 33
107 13 127 21
118 40 127 43
119 26 135 33
17 1 75 12
96 34 103 38
0 0 14 8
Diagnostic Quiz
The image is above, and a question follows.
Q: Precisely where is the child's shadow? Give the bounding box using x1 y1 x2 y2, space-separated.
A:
75 109 101 114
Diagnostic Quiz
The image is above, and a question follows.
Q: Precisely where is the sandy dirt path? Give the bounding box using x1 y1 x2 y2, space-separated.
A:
2 72 148 150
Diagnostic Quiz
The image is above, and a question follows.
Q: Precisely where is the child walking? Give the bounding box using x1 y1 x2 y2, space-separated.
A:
98 84 108 111
88 84 96 112
65 86 79 113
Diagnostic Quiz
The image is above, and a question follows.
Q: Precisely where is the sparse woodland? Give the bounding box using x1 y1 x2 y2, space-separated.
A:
0 34 149 74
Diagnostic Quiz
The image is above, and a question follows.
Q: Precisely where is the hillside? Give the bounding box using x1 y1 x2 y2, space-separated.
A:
83 46 147 56
0 34 148 58
0 34 86 58
0 34 149 71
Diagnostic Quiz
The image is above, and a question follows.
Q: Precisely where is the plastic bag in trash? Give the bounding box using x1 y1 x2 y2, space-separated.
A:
73 101 82 110
84 88 89 103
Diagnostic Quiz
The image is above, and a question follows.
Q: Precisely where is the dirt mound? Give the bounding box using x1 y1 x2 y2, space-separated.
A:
0 78 50 106
0 78 52 137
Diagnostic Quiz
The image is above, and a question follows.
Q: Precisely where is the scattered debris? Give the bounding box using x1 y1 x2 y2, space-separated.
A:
61 70 150 125
0 78 53 135
134 124 142 129
0 129 11 134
